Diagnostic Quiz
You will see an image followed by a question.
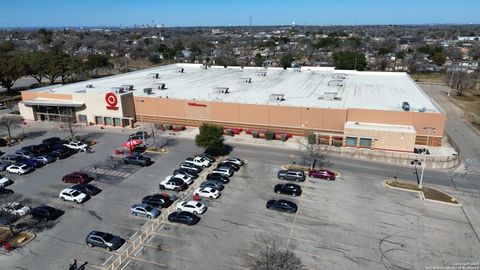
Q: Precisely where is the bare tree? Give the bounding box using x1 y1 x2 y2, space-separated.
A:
0 192 24 235
298 132 323 169
60 116 77 141
247 234 303 270
0 114 23 139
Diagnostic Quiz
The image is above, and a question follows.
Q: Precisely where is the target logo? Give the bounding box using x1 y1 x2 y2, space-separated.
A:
105 92 119 110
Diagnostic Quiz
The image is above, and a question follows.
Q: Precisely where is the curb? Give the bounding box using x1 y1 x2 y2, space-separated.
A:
383 179 461 206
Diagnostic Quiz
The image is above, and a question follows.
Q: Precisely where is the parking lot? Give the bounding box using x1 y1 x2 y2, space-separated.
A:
1 126 479 270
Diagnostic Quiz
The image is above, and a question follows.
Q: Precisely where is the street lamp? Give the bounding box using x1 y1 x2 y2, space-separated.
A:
418 127 436 189
410 159 421 186
136 99 145 146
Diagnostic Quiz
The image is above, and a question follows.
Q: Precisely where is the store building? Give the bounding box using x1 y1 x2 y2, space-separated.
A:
19 64 446 152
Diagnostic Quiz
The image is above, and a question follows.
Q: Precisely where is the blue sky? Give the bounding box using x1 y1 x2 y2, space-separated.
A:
0 0 478 27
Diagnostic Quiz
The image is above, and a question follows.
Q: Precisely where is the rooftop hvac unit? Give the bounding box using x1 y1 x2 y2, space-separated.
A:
241 77 252 83
121 84 134 91
418 107 427 112
332 73 346 79
321 92 339 100
201 64 208 69
214 86 229 94
86 84 94 88
255 71 267 76
176 67 184 73
147 73 159 79
269 94 285 101
402 102 410 111
328 80 344 87
154 83 166 90
143 88 153 95
111 87 125 93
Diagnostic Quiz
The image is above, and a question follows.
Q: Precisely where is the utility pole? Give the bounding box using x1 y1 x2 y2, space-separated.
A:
448 60 455 96
418 127 436 189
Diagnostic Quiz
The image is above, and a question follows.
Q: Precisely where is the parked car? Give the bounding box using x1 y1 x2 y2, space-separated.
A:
200 180 224 191
0 215 18 226
0 138 7 147
193 187 221 199
21 145 47 156
123 155 152 166
42 137 64 146
6 164 33 175
0 202 31 216
129 131 150 139
17 157 44 168
223 157 244 166
176 200 207 215
198 153 215 163
184 156 211 168
35 155 56 164
142 194 173 208
62 172 92 184
308 169 336 180
206 173 230 184
159 178 188 192
86 231 125 251
71 184 101 196
168 211 200 225
277 170 305 182
218 161 240 171
0 162 10 171
49 149 71 159
165 173 193 185
172 169 198 179
59 188 89 204
179 163 202 173
0 154 23 165
211 166 233 177
131 203 160 219
266 199 298 213
63 141 89 152
0 177 13 188
14 149 36 159
274 184 302 197
30 205 63 221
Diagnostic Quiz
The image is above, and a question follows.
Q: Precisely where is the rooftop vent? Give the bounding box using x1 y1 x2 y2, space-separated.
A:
201 64 208 69
154 83 166 90
318 92 340 101
241 77 252 83
269 94 285 101
147 73 159 79
332 73 346 79
418 107 427 112
214 86 229 94
293 67 301 72
86 84 94 88
121 84 134 91
255 71 267 76
328 80 344 87
143 88 153 95
111 87 125 93
402 102 410 112
176 67 184 73
75 90 87 93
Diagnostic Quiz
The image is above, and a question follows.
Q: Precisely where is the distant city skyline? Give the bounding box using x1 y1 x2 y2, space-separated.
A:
0 0 479 28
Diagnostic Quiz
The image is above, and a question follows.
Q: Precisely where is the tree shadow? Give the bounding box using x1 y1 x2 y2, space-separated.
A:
21 131 47 140
205 144 233 157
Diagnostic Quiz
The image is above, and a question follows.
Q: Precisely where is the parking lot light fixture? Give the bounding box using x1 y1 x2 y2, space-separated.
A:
418 127 436 189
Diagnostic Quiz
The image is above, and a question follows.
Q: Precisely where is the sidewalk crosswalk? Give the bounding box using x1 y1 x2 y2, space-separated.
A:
83 166 132 178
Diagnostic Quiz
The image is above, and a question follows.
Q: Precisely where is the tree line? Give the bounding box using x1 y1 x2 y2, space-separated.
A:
0 42 111 91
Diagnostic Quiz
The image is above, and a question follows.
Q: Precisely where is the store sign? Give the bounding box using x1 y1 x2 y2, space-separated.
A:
105 93 119 110
188 102 207 107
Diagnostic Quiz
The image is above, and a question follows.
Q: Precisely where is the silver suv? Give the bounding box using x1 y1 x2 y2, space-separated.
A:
277 170 305 182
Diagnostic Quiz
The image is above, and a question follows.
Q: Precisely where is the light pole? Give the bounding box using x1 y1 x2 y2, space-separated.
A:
136 99 145 146
418 127 436 189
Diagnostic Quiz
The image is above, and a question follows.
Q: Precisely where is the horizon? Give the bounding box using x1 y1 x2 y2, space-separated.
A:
1 0 479 28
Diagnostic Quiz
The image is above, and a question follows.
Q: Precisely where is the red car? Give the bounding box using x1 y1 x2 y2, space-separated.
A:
62 172 92 184
308 169 336 180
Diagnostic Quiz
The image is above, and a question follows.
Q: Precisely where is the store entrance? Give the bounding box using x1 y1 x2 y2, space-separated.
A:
34 106 76 123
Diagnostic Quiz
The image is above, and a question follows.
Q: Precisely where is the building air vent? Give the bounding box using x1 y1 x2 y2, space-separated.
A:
75 90 87 93
328 80 344 87
332 73 346 79
402 102 410 111
418 107 427 112
176 67 185 73
111 87 125 93
143 88 153 95
147 73 159 79
269 94 285 101
86 84 94 88
213 86 229 94
201 64 208 69
319 92 340 101
255 71 267 76
241 77 252 83
154 83 166 90
122 84 134 91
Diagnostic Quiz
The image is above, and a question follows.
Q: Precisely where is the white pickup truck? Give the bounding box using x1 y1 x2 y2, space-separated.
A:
184 156 211 168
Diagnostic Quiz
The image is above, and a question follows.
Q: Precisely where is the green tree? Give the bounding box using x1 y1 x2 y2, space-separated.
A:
254 53 263 67
0 41 15 53
0 53 26 91
60 56 85 83
431 52 446 66
332 51 367 71
378 48 391 56
195 123 224 155
24 51 49 83
280 54 294 68
44 52 65 84
85 54 110 70
38 28 53 44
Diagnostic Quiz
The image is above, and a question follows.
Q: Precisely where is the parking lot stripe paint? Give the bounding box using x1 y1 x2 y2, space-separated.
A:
102 255 114 266
133 246 144 257
129 257 167 268
146 235 154 244
286 178 308 250
119 259 131 270
129 231 138 240
85 264 106 270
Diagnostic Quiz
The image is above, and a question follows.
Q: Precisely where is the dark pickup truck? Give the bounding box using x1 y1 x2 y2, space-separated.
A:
123 155 152 166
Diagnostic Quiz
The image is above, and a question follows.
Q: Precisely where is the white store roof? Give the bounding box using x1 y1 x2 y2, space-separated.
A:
25 64 444 113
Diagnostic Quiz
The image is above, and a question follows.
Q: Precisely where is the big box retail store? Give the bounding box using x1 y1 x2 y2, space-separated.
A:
19 64 446 152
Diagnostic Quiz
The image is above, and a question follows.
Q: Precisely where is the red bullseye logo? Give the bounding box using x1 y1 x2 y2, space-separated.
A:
105 92 119 110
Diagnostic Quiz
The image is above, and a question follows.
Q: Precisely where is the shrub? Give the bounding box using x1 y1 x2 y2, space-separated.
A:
265 130 275 140
163 124 172 130
280 134 288 141
306 132 316 144
252 130 259 138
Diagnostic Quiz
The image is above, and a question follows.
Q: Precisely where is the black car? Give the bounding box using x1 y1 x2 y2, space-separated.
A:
0 188 14 197
0 138 7 147
51 145 76 156
266 199 298 213
173 169 198 179
179 163 202 173
130 131 150 139
42 137 68 147
142 194 174 208
86 231 125 251
30 206 63 221
49 149 71 159
168 211 200 225
218 161 240 171
274 184 302 197
72 184 102 196
123 155 152 166
206 173 230 184
200 180 224 191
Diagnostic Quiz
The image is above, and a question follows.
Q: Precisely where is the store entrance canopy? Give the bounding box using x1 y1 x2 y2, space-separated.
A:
22 98 85 108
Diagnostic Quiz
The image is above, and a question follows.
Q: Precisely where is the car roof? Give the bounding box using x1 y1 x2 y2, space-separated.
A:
61 188 77 193
132 203 149 208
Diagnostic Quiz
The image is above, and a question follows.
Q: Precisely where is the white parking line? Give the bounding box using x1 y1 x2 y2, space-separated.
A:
119 259 132 270
134 246 144 257
102 255 114 266
146 235 154 244
129 231 138 240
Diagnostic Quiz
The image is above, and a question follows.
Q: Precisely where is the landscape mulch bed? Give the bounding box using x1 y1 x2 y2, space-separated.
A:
386 180 459 204
0 227 35 246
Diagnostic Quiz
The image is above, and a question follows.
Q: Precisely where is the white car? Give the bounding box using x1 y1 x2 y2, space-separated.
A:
223 158 244 166
6 164 32 175
184 157 211 168
0 177 14 188
166 174 193 185
176 200 207 215
63 141 89 151
0 202 31 217
59 188 88 204
211 166 233 177
193 187 221 199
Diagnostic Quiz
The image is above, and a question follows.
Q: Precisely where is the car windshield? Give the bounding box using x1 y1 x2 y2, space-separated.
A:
145 205 153 211
71 191 81 196
195 203 202 207
13 204 23 210
102 233 113 242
